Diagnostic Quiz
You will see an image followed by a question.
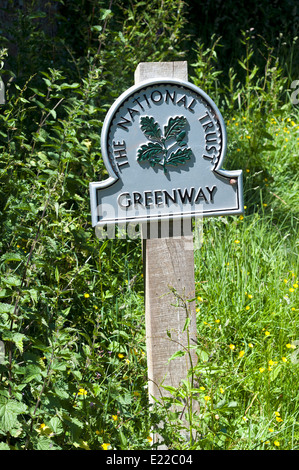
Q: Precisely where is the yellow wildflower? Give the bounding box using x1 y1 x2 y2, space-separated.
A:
259 367 265 373
204 396 211 401
239 350 245 358
84 293 90 298
274 440 280 447
229 344 235 350
101 443 111 450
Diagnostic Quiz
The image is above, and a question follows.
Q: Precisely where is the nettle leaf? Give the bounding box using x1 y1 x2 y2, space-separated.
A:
0 396 27 434
0 303 15 315
140 116 162 140
2 275 21 287
164 116 187 140
166 148 192 167
2 331 28 354
1 252 23 263
137 142 164 166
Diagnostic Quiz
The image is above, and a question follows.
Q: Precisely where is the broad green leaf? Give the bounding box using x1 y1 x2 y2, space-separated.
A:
0 303 15 315
63 414 84 442
2 275 21 287
0 442 10 450
100 9 112 20
270 364 282 382
60 83 80 90
162 385 177 393
0 290 7 298
23 364 43 383
2 332 27 354
91 25 102 32
49 109 57 119
0 397 27 434
119 429 127 448
37 437 61 450
227 401 238 408
197 349 209 362
168 350 186 362
1 253 23 263
117 392 132 405
183 317 191 332
48 416 64 435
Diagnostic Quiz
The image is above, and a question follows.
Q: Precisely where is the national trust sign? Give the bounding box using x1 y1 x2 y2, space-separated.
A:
89 79 244 229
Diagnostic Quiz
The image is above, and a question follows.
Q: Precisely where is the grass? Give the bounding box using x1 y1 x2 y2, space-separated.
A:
189 211 299 449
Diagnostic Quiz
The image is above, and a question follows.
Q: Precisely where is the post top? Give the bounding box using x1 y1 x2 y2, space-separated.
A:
134 61 188 83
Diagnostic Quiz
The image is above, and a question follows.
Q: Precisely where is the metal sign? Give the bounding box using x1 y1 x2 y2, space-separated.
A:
89 79 243 228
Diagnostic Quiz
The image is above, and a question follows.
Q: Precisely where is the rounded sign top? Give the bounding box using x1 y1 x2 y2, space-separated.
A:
101 78 226 181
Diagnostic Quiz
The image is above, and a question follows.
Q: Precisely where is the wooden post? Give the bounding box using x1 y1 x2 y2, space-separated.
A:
135 63 197 408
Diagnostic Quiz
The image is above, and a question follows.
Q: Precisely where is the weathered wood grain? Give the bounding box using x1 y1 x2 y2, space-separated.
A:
135 62 197 405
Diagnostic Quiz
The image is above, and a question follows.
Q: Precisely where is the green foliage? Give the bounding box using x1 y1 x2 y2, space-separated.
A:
0 0 298 451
